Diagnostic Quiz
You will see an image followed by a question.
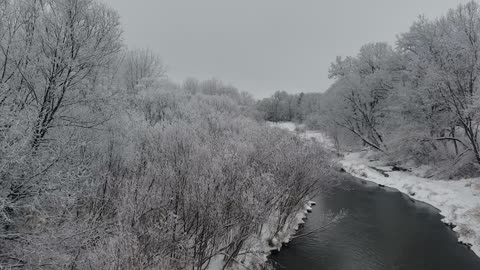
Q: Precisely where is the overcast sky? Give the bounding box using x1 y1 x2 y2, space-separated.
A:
101 0 470 98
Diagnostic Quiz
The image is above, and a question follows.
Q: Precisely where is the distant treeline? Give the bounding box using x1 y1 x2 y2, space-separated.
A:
258 1 480 178
257 91 323 123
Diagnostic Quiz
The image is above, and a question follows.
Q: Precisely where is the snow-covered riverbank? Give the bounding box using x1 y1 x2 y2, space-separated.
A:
270 122 480 257
268 122 335 149
207 200 316 270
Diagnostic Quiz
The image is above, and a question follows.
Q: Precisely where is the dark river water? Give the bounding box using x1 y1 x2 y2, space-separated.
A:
270 175 480 270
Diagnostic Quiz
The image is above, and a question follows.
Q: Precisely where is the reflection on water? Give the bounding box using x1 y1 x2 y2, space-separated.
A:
270 176 480 270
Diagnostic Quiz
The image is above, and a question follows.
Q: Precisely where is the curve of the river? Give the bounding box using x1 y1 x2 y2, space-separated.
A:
270 174 480 270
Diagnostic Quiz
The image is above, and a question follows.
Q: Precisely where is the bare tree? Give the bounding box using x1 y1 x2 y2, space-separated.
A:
327 43 399 151
0 0 123 149
398 1 480 164
123 48 165 93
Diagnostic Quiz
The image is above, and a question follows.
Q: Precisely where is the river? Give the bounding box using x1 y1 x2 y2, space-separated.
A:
270 174 480 270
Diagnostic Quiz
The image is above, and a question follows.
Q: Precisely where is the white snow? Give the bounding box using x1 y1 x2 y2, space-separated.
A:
271 121 480 257
268 121 297 132
268 122 335 150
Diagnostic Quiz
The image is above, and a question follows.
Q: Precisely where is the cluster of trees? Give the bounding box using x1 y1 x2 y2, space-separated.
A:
260 1 480 177
256 91 324 123
0 0 333 269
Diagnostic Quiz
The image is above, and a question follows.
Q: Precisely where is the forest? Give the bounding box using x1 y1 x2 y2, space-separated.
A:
258 1 480 179
0 0 334 269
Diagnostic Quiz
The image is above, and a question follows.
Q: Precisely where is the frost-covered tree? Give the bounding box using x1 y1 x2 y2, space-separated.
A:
327 42 400 151
123 48 165 93
257 91 301 122
0 0 123 149
0 0 125 267
398 1 480 164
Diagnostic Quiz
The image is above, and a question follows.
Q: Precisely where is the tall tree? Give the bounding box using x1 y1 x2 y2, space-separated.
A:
3 0 124 148
328 43 399 151
398 1 480 163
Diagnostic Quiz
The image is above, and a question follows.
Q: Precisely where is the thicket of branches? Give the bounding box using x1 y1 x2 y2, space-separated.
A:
0 0 333 269
258 1 480 177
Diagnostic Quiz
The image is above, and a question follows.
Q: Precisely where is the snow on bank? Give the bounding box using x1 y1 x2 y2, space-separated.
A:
268 122 335 150
207 201 316 270
271 121 480 257
268 121 296 132
341 151 480 256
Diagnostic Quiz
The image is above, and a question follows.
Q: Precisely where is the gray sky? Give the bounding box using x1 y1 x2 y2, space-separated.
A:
101 0 470 98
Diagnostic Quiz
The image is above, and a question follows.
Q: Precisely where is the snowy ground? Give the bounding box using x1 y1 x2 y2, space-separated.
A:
270 121 480 257
268 121 297 132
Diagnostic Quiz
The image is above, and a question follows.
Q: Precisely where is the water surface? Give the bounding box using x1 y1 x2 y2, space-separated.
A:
270 175 480 270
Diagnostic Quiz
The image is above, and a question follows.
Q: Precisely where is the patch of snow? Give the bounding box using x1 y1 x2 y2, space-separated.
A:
300 131 335 150
267 121 297 132
340 151 480 257
206 255 225 270
267 122 335 150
